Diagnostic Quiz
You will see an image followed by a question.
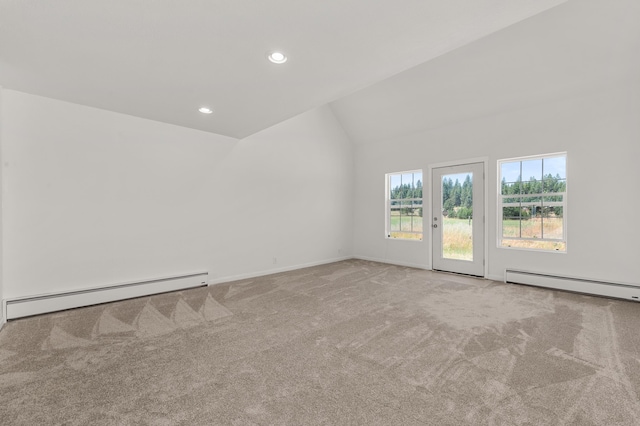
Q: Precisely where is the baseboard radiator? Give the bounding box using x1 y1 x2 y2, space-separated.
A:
505 269 640 302
4 272 209 320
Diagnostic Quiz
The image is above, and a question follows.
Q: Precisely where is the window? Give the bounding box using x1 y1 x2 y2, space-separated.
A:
498 153 567 252
386 170 423 240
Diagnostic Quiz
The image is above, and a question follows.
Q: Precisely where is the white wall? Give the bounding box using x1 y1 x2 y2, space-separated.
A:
1 90 353 300
352 82 640 284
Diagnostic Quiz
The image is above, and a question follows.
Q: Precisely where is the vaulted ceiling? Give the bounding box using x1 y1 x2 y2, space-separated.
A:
331 0 640 145
0 0 566 139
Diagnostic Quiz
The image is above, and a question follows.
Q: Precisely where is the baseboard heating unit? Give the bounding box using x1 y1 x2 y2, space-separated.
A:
505 269 640 302
4 272 209 320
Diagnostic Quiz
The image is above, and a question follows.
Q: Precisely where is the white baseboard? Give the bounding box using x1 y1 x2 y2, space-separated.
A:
4 272 209 320
208 256 353 285
505 269 640 302
486 274 503 282
352 255 430 270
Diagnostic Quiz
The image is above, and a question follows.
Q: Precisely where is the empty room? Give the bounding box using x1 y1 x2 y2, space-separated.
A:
1 0 639 424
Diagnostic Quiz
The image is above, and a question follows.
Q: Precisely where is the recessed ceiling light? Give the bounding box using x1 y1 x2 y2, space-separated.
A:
268 52 287 64
198 107 213 114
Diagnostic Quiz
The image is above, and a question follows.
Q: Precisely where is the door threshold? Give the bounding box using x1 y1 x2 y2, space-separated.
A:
432 269 485 279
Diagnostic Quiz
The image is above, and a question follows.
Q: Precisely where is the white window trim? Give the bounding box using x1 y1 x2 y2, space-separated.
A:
497 152 568 253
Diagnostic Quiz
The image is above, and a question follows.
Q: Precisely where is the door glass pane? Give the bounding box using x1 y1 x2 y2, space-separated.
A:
442 172 473 261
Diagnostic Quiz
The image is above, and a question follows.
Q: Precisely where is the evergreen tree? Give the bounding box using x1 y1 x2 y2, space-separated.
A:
415 180 423 217
452 179 462 207
462 175 472 208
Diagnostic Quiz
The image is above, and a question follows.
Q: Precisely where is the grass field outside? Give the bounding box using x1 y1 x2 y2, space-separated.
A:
502 217 565 251
389 213 423 240
442 218 473 260
389 215 565 252
389 216 473 258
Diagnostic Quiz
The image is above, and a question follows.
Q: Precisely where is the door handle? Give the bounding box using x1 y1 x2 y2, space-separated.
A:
433 224 438 228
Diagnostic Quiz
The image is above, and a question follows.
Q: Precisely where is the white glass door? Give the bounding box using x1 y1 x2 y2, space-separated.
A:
432 163 484 276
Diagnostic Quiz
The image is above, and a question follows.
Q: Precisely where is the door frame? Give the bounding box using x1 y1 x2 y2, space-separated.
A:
427 157 489 278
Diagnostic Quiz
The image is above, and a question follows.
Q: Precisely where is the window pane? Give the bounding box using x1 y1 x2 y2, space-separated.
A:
412 201 423 221
522 159 542 181
543 195 564 204
412 215 423 233
542 216 563 240
502 206 522 219
544 205 563 218
520 210 542 239
400 215 413 231
502 181 520 195
390 210 400 231
522 195 541 205
502 197 521 206
402 173 414 198
501 162 521 184
502 207 521 237
544 156 567 180
522 179 542 195
501 238 566 252
414 172 423 199
390 174 402 198
543 178 566 193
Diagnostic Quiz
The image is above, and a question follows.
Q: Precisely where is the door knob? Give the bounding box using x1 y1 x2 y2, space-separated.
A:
433 224 438 228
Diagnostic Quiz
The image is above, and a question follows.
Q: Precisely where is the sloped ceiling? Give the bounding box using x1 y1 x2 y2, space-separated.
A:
330 0 640 145
0 0 565 139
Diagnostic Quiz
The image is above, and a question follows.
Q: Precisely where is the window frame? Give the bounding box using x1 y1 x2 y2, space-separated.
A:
385 169 424 241
497 152 567 253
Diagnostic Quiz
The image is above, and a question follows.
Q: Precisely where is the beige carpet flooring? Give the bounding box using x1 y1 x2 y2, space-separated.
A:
1 259 639 425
